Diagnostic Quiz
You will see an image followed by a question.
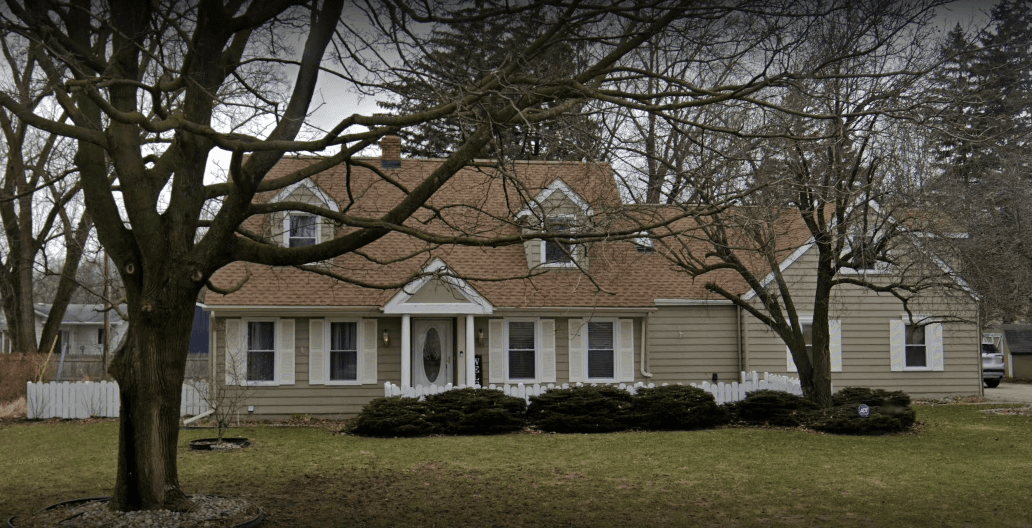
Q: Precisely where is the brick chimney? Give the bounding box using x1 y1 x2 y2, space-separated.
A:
380 135 401 168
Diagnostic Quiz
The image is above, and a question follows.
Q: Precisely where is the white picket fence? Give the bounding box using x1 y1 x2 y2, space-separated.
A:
25 380 210 420
384 371 811 405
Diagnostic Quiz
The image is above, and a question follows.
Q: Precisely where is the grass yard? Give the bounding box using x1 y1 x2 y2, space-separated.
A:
0 405 1029 527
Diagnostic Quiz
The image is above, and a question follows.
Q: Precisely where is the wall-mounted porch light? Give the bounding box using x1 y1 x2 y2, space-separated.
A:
382 329 390 347
477 328 485 347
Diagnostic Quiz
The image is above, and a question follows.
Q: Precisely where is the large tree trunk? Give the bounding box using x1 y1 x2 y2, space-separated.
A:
108 294 197 511
6 256 39 355
806 233 837 408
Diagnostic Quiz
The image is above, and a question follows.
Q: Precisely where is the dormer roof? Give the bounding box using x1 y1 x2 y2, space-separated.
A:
515 178 594 220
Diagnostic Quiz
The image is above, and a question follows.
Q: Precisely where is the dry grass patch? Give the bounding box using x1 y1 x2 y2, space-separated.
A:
0 397 26 419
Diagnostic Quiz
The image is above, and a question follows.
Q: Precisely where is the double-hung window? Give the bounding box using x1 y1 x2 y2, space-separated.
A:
247 321 276 382
507 320 537 380
488 318 556 385
543 216 576 266
287 214 317 247
587 321 616 380
890 317 943 371
329 321 359 382
905 324 927 368
787 318 843 372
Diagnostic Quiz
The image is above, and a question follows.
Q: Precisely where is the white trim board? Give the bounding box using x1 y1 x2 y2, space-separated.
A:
515 178 594 219
383 258 494 315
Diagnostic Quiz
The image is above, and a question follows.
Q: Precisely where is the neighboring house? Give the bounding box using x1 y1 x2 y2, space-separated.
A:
996 326 1032 379
0 304 130 357
202 137 982 419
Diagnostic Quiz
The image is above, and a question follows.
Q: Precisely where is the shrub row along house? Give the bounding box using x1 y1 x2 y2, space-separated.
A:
202 137 981 419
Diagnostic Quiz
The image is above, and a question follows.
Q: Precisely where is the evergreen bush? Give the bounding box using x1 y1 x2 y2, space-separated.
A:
728 390 819 427
832 387 912 408
631 384 728 431
425 388 527 435
806 404 917 435
349 397 431 437
527 385 634 433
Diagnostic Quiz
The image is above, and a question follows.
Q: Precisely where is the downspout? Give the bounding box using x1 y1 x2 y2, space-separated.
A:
640 313 653 379
210 311 217 384
977 304 983 398
736 304 743 377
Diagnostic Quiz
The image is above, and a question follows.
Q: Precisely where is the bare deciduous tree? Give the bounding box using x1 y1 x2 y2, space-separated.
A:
0 33 93 359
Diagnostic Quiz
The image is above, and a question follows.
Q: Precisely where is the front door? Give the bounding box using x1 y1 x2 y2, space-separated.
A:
412 319 453 388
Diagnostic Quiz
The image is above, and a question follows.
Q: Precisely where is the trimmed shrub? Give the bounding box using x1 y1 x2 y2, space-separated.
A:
350 389 528 437
728 390 819 427
832 387 911 408
806 404 916 435
425 388 527 435
631 385 728 431
528 385 634 433
349 397 431 437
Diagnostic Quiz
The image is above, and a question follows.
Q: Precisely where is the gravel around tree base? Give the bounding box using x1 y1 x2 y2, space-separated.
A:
12 495 260 528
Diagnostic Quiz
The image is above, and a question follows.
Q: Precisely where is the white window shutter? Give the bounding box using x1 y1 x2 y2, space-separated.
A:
309 319 326 386
282 214 290 247
278 319 295 385
224 319 245 386
540 319 556 383
889 320 905 371
928 323 944 371
361 319 378 384
830 319 842 373
568 319 586 383
488 319 504 384
618 319 635 382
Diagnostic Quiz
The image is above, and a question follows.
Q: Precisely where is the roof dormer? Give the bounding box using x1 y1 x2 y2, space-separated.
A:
516 179 592 270
268 180 339 248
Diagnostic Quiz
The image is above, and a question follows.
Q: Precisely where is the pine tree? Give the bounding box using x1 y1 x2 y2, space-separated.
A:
927 24 985 184
379 4 600 161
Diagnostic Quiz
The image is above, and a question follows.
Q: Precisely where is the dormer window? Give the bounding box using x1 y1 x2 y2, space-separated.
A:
543 216 577 266
287 214 318 247
633 232 655 254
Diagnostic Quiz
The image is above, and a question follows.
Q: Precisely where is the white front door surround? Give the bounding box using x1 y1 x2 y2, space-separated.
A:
400 314 477 388
412 318 452 387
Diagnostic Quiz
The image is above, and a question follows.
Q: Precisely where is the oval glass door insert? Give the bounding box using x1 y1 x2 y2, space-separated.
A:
422 327 442 383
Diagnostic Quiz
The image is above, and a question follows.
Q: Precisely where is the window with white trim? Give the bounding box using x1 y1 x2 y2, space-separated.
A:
286 214 318 247
507 320 537 380
787 318 842 373
247 321 276 382
905 324 927 368
542 216 577 266
889 317 943 372
488 318 555 384
225 318 295 386
587 321 616 380
329 321 359 382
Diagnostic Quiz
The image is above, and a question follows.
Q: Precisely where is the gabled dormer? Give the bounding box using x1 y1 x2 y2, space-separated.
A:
516 179 593 270
267 180 339 248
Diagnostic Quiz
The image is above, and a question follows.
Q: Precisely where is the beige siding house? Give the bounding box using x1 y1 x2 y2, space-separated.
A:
202 138 982 419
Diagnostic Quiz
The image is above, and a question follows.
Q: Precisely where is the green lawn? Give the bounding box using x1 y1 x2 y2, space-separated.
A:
1 405 1030 527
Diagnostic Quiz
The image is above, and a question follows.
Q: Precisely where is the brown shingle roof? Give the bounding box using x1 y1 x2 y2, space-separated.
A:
206 157 804 310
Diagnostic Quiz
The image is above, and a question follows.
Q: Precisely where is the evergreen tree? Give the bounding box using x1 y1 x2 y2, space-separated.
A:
978 0 1032 147
379 4 601 161
927 24 985 184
